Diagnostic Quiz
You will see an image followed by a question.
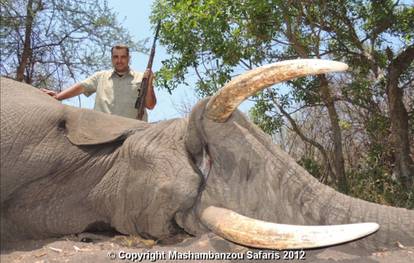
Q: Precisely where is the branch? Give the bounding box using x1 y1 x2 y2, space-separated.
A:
388 44 414 85
32 22 93 50
193 63 205 84
266 88 334 179
280 4 309 58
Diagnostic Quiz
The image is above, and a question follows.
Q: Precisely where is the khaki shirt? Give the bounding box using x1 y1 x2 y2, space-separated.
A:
80 69 147 121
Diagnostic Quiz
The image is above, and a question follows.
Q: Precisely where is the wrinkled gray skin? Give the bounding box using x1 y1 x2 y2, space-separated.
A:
1 77 413 251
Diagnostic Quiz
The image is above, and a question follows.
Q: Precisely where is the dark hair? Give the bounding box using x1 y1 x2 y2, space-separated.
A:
111 45 129 56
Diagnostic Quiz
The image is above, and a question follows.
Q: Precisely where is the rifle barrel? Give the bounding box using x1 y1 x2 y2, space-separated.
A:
134 21 161 120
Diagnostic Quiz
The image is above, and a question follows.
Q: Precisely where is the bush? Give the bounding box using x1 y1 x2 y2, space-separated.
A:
299 156 413 209
347 166 413 209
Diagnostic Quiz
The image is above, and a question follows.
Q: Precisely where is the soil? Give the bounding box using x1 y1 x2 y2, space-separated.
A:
1 233 413 263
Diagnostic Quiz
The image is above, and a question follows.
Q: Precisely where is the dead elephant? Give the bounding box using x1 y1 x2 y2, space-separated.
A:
1 59 413 252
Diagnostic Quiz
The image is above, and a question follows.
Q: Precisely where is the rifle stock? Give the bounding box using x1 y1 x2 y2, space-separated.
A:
135 21 161 120
135 77 149 120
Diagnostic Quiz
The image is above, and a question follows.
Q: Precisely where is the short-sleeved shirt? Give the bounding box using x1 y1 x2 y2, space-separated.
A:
80 69 147 120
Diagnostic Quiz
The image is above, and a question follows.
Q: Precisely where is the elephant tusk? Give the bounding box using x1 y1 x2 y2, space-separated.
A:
204 59 348 122
200 206 379 250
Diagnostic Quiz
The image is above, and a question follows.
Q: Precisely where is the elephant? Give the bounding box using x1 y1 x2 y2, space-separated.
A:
1 59 413 253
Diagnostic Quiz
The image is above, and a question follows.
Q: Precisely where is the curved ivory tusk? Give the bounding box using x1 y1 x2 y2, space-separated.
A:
200 206 379 250
205 59 348 122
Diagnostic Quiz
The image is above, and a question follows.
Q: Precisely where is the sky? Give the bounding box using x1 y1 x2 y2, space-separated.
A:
63 0 252 122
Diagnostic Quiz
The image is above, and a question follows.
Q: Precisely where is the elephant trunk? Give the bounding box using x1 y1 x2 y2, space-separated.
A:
276 154 414 249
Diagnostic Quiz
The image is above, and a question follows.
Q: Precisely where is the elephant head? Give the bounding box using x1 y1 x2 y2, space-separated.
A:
0 60 412 251
174 59 413 250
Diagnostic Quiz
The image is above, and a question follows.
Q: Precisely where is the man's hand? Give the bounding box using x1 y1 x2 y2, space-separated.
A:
143 69 157 110
40 88 59 99
40 84 85 101
144 69 155 92
143 69 154 82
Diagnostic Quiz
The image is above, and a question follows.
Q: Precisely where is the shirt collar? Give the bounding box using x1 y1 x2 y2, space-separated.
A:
110 68 133 79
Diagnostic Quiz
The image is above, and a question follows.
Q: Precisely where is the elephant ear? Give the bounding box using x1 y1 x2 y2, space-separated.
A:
64 107 148 145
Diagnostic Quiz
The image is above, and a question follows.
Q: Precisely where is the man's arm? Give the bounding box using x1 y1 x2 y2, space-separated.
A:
144 70 157 109
41 83 86 101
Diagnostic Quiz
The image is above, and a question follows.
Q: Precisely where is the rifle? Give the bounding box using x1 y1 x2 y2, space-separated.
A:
135 21 161 120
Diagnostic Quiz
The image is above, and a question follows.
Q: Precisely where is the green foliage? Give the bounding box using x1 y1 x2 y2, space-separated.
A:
297 155 413 208
396 6 414 43
348 165 414 209
288 77 322 105
366 114 390 140
298 157 323 180
151 0 414 207
151 0 282 92
250 98 283 134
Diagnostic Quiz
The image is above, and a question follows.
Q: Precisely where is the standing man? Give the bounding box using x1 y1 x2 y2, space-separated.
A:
41 44 156 121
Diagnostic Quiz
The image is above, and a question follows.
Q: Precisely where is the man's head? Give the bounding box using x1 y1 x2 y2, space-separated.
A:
111 45 130 73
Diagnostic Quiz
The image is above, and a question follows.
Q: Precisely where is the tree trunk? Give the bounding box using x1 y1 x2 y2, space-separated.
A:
282 10 347 192
16 0 35 82
386 45 414 189
319 75 348 193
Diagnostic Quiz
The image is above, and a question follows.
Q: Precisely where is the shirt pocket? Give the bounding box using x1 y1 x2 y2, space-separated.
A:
129 81 141 92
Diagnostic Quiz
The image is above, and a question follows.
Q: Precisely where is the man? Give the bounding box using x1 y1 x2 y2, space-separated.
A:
41 45 156 121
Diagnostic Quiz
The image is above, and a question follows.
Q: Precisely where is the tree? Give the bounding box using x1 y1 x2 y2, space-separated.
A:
0 0 145 89
151 0 413 197
313 0 414 189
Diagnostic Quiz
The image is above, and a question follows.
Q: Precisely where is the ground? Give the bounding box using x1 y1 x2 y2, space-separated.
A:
1 233 413 263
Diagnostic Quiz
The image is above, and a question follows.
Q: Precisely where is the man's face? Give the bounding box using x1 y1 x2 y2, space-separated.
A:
112 48 130 73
